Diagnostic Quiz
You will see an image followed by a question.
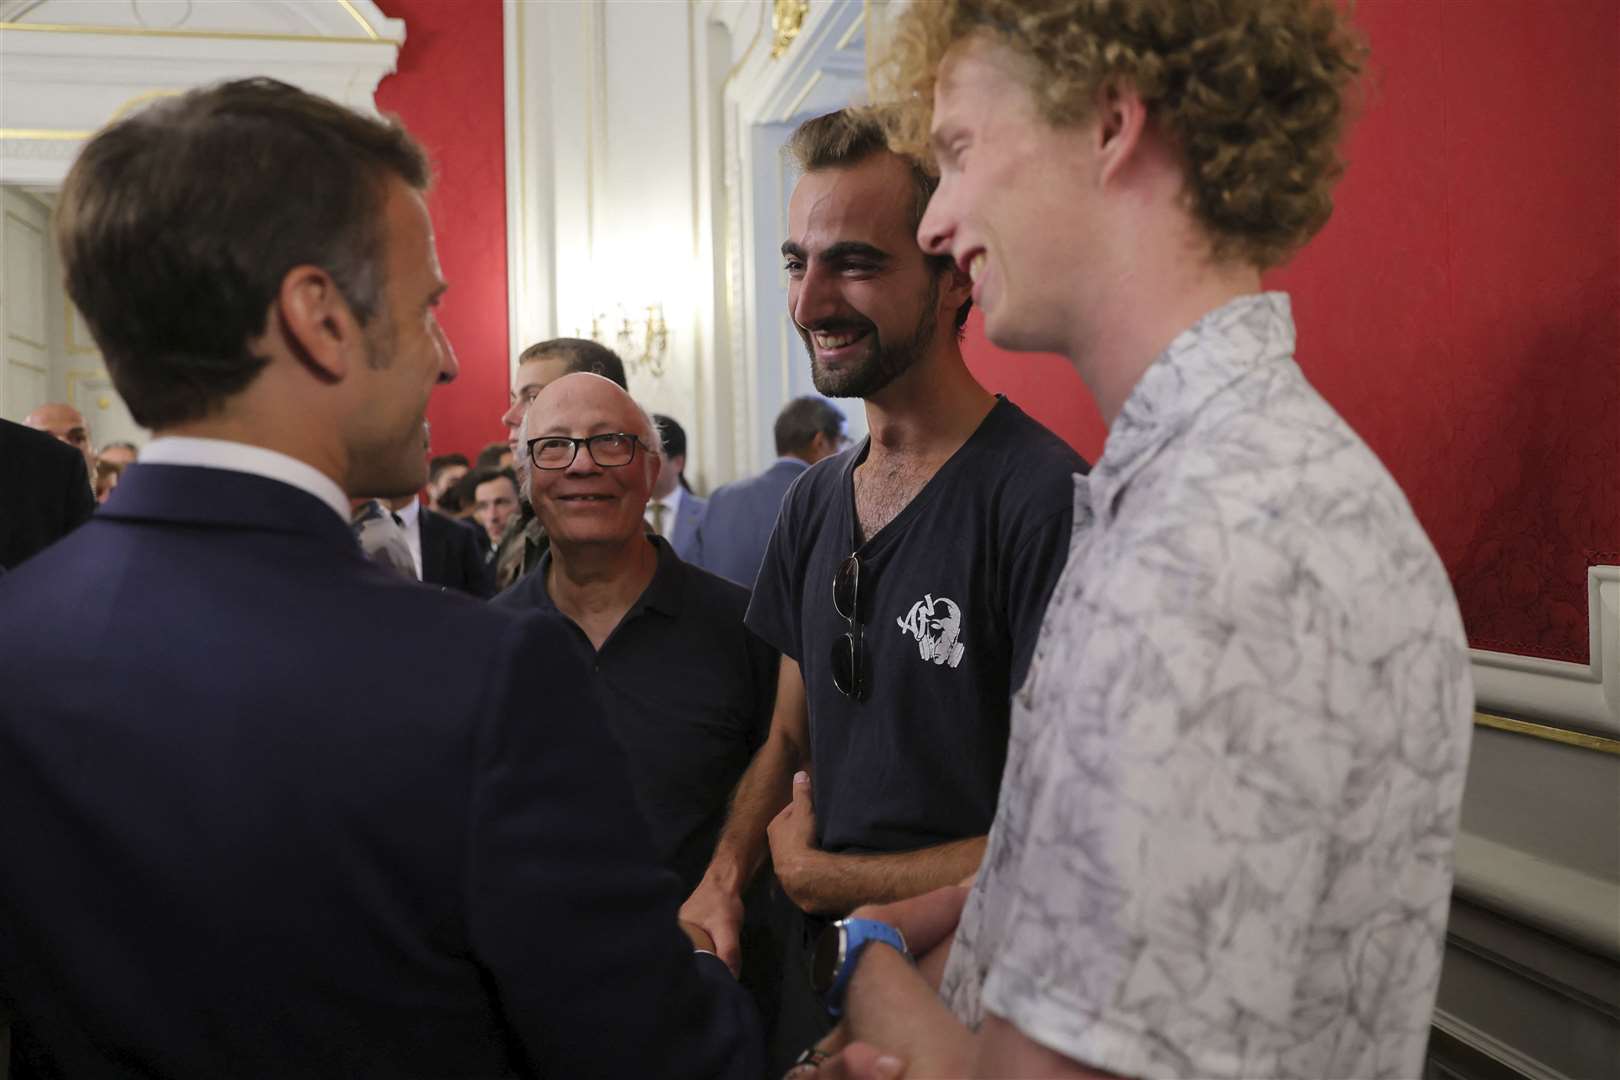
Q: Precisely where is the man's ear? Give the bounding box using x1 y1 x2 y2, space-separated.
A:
1094 79 1150 188
645 451 664 493
258 264 363 383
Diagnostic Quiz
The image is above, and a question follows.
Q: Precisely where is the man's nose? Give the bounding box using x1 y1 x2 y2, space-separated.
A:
434 320 459 384
917 189 954 258
501 399 525 431
791 266 840 330
565 444 601 474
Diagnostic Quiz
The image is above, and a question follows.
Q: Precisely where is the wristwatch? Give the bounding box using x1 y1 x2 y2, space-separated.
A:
811 916 911 1017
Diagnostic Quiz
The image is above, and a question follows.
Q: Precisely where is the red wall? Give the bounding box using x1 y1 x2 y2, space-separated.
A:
373 0 509 464
964 0 1619 664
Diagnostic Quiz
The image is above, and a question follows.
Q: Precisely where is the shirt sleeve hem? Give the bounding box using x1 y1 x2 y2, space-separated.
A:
981 973 1238 1080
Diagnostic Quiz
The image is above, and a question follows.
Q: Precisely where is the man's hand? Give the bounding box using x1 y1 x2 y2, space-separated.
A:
678 918 717 955
767 770 826 910
784 1043 907 1080
678 878 745 975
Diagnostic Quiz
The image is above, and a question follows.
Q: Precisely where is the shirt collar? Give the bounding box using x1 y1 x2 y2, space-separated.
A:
139 436 350 523
534 535 684 619
1089 292 1296 525
395 497 421 528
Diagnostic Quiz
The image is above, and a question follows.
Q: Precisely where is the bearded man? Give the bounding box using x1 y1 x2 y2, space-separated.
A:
678 106 1087 1071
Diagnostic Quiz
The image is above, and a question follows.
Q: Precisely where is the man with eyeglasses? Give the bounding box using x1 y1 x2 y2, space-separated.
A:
679 106 1087 1071
493 372 778 899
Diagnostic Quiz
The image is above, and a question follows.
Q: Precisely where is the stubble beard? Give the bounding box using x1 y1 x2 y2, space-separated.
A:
803 274 940 400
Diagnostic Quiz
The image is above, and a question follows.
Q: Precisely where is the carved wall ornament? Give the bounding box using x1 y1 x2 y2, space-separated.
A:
770 0 809 60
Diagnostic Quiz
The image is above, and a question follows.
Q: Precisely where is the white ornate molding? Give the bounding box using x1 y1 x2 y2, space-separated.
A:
718 0 869 476
1471 566 1620 740
502 0 555 368
1 0 404 187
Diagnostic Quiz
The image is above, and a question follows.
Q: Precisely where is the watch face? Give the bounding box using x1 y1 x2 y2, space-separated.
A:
811 922 844 993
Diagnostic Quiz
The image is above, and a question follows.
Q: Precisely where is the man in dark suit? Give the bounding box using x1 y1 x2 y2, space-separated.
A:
375 472 493 596
648 413 707 560
0 416 96 574
417 499 495 596
0 77 757 1079
690 396 847 588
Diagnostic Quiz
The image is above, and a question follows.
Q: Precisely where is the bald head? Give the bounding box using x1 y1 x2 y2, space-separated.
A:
25 403 95 475
521 372 662 555
526 373 658 447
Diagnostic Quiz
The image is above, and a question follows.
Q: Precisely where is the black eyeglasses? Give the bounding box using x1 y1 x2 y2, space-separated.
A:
526 432 648 471
831 553 866 700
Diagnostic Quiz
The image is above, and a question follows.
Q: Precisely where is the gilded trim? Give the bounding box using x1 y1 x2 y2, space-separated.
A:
769 0 808 60
0 128 91 140
65 304 99 357
335 0 381 40
109 89 182 122
65 367 111 411
0 19 398 47
1474 711 1620 756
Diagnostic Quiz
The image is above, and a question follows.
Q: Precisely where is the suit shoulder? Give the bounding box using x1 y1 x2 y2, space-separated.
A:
1 417 83 475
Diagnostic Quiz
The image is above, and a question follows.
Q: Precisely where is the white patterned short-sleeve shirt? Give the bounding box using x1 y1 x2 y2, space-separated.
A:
940 293 1474 1079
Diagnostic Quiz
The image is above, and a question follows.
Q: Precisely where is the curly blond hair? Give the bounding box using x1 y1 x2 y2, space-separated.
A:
876 0 1365 269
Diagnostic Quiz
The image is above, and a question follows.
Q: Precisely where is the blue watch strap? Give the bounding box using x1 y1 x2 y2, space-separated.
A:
825 917 910 1017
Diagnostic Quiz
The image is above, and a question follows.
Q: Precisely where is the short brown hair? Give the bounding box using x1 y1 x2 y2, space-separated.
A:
787 107 972 331
56 77 430 428
878 0 1364 269
774 396 845 457
517 337 629 389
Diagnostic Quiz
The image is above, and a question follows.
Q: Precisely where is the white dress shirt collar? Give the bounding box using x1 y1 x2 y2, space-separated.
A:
139 437 350 523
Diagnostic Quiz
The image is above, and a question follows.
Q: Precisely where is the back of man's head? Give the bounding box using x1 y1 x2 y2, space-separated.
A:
652 414 687 462
55 77 430 429
474 442 510 472
517 338 629 390
774 396 845 459
428 453 469 484
787 107 971 330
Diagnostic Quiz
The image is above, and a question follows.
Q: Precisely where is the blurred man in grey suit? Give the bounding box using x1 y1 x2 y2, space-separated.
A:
647 414 706 560
690 397 846 588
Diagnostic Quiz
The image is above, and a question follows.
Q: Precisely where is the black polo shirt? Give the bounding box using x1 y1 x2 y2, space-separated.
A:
746 397 1086 855
493 536 778 893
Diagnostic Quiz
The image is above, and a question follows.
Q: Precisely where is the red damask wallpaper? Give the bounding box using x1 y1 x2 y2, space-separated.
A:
374 0 510 468
964 0 1620 664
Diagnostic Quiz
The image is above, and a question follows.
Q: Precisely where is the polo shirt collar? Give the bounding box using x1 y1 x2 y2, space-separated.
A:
533 535 684 619
1090 291 1295 525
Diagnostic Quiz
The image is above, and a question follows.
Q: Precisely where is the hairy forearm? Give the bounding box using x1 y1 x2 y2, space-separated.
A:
704 731 803 892
785 835 986 915
846 943 974 1074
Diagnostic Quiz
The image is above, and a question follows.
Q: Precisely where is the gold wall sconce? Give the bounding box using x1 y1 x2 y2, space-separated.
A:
583 304 670 379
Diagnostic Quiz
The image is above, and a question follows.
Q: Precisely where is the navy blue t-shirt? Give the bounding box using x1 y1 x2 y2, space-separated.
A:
745 397 1086 854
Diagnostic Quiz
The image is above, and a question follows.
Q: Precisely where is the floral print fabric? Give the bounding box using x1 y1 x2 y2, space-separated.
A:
941 293 1474 1079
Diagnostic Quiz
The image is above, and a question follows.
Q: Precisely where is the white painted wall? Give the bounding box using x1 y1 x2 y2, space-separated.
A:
504 0 874 492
